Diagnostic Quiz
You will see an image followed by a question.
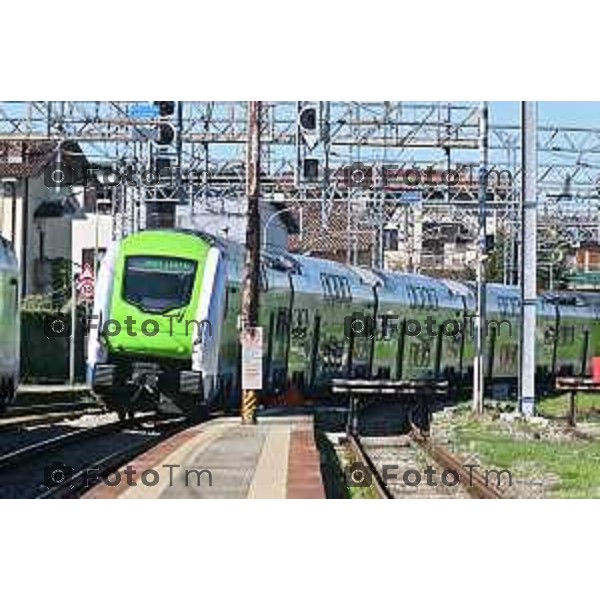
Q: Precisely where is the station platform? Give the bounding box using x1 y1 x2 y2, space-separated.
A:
84 414 325 499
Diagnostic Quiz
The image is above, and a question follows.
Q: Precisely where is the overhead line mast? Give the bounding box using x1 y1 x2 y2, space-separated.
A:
241 101 262 425
519 102 538 416
472 101 489 414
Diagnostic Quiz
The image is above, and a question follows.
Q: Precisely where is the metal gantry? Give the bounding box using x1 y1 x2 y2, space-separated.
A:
1 101 600 263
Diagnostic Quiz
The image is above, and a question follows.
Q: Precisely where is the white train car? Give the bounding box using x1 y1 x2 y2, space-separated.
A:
0 236 19 412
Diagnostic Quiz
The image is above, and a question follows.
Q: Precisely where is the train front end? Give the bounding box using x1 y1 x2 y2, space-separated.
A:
87 230 225 418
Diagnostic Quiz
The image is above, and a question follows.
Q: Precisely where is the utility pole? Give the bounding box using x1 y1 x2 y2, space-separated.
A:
519 102 537 416
240 101 262 425
472 101 489 414
69 267 77 386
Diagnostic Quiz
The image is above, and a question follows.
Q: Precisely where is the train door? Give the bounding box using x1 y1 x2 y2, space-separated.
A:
308 312 321 389
555 302 590 377
489 292 520 383
430 283 466 383
404 283 438 380
537 298 559 389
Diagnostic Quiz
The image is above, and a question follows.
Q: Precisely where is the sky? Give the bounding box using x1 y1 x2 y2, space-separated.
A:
490 101 600 128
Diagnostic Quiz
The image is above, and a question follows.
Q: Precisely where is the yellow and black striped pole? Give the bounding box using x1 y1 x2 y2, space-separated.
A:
240 101 262 425
241 389 258 425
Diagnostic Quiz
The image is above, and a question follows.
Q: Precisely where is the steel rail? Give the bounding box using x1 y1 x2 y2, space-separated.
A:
409 423 504 500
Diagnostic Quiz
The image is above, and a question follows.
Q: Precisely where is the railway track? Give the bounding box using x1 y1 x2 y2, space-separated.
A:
5 399 100 416
0 407 107 434
408 423 504 499
0 413 189 498
345 424 505 499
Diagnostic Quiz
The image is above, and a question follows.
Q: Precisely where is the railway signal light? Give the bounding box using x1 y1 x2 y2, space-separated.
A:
299 106 317 132
155 122 175 146
152 100 177 148
154 101 176 117
298 104 320 150
303 158 319 182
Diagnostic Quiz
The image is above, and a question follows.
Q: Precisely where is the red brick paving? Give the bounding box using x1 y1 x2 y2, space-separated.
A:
83 423 209 499
286 426 326 499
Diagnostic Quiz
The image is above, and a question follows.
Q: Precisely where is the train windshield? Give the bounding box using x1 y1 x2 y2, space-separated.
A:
123 255 197 313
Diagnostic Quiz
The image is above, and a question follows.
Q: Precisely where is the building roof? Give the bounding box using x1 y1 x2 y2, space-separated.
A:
34 196 80 218
0 140 90 180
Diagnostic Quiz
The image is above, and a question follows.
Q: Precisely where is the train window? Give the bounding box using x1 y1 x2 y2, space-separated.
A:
378 314 398 339
559 325 575 345
499 296 517 318
340 276 348 301
320 273 327 298
418 287 428 310
326 276 335 299
345 278 353 302
498 297 506 317
291 308 309 340
332 276 343 300
321 273 334 299
123 256 197 312
410 285 419 309
260 265 269 292
425 288 438 311
338 276 350 302
543 325 556 344
276 308 289 339
425 289 432 310
413 286 422 309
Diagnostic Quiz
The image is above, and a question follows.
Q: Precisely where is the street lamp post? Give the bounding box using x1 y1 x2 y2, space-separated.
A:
262 205 304 251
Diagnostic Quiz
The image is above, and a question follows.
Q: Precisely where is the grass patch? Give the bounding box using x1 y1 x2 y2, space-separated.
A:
449 415 600 498
538 393 600 420
341 443 379 499
315 430 379 499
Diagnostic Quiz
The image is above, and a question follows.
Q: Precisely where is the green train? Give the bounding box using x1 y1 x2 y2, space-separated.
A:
0 235 20 412
87 228 600 417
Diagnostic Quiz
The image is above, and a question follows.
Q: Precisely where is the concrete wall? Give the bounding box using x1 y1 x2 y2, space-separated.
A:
71 212 112 271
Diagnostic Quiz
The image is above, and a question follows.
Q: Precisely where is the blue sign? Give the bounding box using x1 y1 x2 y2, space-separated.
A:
388 190 422 204
129 103 160 119
400 191 423 203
